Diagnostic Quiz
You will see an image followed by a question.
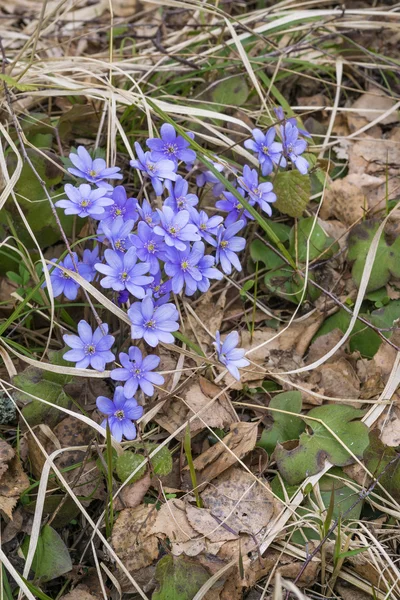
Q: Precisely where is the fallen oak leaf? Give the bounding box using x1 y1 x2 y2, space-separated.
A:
182 422 258 487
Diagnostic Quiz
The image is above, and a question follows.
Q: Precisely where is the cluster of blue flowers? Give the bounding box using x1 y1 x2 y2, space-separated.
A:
45 110 310 441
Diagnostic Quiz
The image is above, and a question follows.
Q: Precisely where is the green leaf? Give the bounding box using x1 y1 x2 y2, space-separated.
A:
250 240 285 270
13 366 72 427
147 445 173 476
21 525 72 581
257 391 305 455
275 405 370 485
313 309 382 359
264 266 320 304
289 217 339 262
152 555 209 600
347 220 400 292
116 452 147 483
0 74 38 92
210 75 249 107
371 300 400 340
363 431 400 502
273 170 311 217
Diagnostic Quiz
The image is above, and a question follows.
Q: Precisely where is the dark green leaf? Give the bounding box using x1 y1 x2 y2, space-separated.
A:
152 555 209 600
21 525 72 581
257 391 305 455
275 405 369 485
273 170 311 217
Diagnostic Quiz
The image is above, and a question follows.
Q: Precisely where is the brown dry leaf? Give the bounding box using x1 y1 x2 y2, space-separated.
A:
316 358 360 404
54 416 94 446
375 404 400 447
150 498 208 556
201 467 276 536
186 504 238 543
60 584 100 600
0 497 18 520
183 422 258 486
150 498 198 542
0 439 15 478
111 0 138 17
112 504 159 572
186 290 227 348
155 376 236 439
119 471 151 508
320 177 366 226
26 425 59 479
224 313 324 390
0 447 29 519
335 582 371 600
307 329 346 364
350 87 399 126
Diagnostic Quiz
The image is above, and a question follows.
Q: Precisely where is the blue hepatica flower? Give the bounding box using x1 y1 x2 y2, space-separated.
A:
164 242 204 295
213 330 250 381
63 320 115 371
145 272 172 300
137 198 160 229
215 187 255 227
131 221 167 275
128 295 179 347
196 161 225 196
238 165 276 216
96 387 143 442
281 121 309 175
130 142 177 196
82 246 100 282
188 208 223 246
215 221 246 275
55 183 113 219
44 252 90 300
68 146 122 184
100 217 135 254
95 247 153 298
111 346 164 398
196 245 223 293
244 128 285 175
154 206 201 251
98 185 138 228
147 124 196 165
165 176 199 212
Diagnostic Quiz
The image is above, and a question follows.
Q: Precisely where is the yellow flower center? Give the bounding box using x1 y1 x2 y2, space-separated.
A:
89 169 97 177
114 409 125 420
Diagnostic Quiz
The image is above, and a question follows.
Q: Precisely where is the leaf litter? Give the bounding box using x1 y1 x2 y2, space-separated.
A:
1 2 400 600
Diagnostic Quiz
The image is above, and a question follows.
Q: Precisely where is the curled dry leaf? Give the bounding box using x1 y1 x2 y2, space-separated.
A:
119 471 152 508
183 422 258 487
155 376 236 439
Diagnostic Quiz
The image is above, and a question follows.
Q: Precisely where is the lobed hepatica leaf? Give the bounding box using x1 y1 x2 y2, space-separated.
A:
152 554 209 600
274 405 370 485
347 220 400 292
273 169 311 217
257 391 305 455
